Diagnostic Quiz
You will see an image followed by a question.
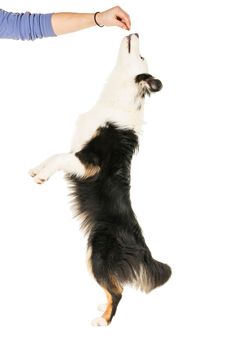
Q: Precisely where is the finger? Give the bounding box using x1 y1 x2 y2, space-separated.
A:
115 16 130 30
120 10 131 29
114 19 128 30
121 20 130 31
116 8 131 30
127 16 131 30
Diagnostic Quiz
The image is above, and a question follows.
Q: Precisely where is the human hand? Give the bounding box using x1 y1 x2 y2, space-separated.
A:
96 6 131 30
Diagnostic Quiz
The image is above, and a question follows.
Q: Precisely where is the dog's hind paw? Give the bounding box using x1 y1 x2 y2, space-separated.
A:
97 304 107 312
91 317 108 327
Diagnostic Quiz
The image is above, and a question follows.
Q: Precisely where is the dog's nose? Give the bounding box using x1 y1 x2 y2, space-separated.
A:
129 33 139 38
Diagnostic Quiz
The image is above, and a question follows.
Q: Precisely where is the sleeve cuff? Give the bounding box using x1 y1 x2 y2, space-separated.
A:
41 13 56 38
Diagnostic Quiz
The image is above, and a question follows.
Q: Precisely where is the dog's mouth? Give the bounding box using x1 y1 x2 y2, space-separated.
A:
127 33 139 54
127 35 131 53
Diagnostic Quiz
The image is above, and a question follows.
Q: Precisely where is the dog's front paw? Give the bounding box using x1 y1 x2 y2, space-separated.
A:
29 168 39 178
29 163 45 179
33 175 47 185
33 168 52 185
29 168 47 185
29 167 51 185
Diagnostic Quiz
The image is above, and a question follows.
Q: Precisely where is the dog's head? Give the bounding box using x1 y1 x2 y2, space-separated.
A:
115 34 162 97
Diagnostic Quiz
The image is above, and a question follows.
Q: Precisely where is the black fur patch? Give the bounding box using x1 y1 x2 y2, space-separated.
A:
135 74 163 97
66 122 171 323
135 73 154 84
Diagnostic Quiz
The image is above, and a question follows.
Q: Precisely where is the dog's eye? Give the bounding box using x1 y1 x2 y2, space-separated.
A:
139 55 144 61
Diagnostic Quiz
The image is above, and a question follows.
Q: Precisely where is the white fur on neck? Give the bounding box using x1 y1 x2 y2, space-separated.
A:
71 74 144 153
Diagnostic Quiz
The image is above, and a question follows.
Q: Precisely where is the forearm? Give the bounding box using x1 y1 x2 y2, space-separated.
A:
51 6 131 35
51 12 98 36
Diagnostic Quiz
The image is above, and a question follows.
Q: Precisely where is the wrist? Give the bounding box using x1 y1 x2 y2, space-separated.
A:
94 12 104 27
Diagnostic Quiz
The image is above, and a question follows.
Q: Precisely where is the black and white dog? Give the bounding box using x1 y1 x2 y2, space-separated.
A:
29 34 171 326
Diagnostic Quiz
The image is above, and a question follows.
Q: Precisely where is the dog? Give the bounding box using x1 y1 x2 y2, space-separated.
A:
29 34 171 326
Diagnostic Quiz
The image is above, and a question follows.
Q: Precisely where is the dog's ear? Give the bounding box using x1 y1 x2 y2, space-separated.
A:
135 74 162 95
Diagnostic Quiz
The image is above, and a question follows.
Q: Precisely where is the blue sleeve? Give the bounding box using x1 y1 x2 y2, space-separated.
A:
0 9 56 40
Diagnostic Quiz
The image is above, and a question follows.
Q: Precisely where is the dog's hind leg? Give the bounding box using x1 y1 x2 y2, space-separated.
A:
29 153 86 184
92 277 123 326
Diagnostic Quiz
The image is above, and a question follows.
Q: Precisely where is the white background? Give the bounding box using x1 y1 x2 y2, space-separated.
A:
0 0 232 349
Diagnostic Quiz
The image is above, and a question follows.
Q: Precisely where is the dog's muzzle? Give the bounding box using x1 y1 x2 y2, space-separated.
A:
127 33 139 53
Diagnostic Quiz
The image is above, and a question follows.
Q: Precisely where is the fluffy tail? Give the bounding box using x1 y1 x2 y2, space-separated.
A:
136 258 172 293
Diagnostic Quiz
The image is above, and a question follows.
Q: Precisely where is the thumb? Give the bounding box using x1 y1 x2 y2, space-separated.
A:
114 18 129 30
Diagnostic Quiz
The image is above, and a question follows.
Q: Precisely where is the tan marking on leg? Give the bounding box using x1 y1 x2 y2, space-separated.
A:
76 127 101 179
84 164 100 178
83 127 101 178
109 275 123 294
86 247 93 275
102 289 113 323
101 277 123 323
